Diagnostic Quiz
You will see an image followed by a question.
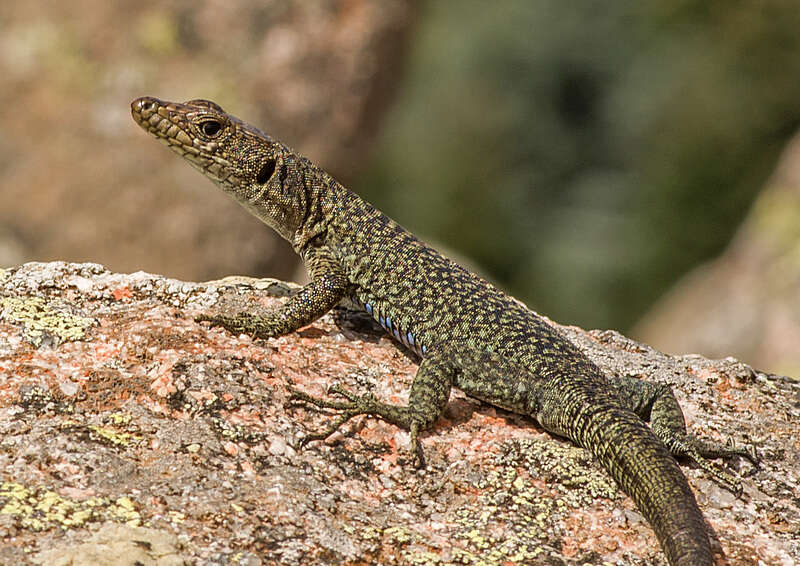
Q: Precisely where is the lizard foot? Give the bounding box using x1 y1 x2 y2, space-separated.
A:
287 384 427 467
287 384 372 447
666 435 760 497
195 312 282 338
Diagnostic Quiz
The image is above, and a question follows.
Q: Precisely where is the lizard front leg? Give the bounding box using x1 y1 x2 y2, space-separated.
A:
289 349 455 467
198 269 350 338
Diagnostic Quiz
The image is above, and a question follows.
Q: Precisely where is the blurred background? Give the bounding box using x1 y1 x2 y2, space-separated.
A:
1 1 798 376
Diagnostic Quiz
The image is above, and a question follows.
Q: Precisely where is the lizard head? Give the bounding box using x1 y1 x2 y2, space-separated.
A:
131 96 315 245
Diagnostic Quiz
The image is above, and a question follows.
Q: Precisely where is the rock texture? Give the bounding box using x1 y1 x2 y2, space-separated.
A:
1 262 798 565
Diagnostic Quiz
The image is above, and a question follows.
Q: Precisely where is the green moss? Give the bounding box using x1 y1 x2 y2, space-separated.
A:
500 437 618 506
0 296 94 347
60 416 143 448
0 481 142 531
106 412 133 426
406 551 443 565
302 438 617 564
384 525 416 545
87 425 140 447
360 525 382 541
111 496 141 525
444 437 618 565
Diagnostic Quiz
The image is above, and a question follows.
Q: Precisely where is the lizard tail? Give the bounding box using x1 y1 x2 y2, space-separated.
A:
556 384 714 566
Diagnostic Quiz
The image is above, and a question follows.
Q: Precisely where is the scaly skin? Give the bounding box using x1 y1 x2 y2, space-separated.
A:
132 96 757 566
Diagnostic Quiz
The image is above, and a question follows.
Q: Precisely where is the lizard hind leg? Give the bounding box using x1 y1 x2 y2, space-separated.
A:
288 351 455 467
609 376 759 495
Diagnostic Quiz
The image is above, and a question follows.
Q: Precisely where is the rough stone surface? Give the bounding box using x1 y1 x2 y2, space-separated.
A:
1 262 798 565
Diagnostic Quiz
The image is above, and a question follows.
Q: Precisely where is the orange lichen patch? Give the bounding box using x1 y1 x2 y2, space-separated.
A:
222 441 239 456
223 407 268 427
112 287 133 301
150 371 178 397
715 376 733 395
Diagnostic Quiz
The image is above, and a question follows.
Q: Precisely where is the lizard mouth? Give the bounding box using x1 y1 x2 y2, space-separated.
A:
131 97 209 165
131 96 196 147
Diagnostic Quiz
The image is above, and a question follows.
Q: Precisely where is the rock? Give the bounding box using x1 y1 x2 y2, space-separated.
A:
31 523 186 566
1 262 797 565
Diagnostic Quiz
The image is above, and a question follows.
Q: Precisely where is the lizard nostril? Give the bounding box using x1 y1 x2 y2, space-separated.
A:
132 98 156 114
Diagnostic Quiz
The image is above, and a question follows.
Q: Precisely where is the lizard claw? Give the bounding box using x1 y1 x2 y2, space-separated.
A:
286 384 365 450
744 444 761 470
328 384 360 402
286 384 428 468
721 437 761 473
409 422 427 469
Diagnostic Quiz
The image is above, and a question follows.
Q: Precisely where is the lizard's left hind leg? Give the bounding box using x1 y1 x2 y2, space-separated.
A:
288 349 455 467
609 376 758 494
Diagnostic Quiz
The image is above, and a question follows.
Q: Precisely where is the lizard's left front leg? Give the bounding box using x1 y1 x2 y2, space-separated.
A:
198 269 350 338
289 349 455 467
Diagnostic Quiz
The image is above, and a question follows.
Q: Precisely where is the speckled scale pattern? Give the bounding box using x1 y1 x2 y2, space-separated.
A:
132 97 757 566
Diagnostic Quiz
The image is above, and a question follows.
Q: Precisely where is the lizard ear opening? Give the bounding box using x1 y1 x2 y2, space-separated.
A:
256 158 276 184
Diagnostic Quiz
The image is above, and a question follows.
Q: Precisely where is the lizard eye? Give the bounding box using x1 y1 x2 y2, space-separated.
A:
256 158 276 184
199 120 222 137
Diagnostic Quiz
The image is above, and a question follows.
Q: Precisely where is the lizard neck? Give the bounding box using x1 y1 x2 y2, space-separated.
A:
288 160 354 254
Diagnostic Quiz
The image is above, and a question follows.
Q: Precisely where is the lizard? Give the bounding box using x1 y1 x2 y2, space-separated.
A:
131 96 757 566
